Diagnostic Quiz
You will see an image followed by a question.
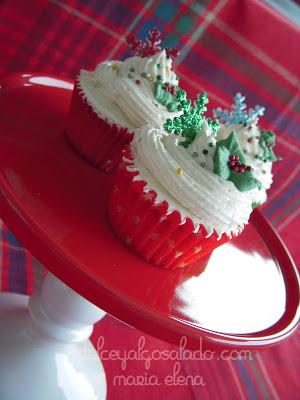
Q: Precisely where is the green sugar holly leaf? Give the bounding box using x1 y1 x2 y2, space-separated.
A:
259 130 282 162
214 131 262 192
230 170 262 192
216 131 246 164
214 146 231 180
154 83 180 112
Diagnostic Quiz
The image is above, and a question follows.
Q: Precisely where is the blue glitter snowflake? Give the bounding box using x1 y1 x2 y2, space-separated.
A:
213 93 265 125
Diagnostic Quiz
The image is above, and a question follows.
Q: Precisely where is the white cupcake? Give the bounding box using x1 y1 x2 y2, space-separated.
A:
108 91 263 269
66 28 182 171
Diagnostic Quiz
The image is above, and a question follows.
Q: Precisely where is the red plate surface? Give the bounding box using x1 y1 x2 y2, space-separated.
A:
0 73 299 350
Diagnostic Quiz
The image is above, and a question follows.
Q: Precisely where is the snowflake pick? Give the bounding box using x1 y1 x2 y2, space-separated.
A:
213 93 265 126
164 90 219 148
126 28 180 58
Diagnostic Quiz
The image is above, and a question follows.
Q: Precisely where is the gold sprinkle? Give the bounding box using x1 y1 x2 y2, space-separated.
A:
165 66 171 73
176 167 184 176
112 64 119 72
147 74 153 81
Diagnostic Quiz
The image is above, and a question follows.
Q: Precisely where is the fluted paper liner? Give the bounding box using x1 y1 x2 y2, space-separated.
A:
65 81 133 172
108 151 237 269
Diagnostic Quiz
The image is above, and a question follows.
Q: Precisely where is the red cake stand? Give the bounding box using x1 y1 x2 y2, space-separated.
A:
0 73 299 400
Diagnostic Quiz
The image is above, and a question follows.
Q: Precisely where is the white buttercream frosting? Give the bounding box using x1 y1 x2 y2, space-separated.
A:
128 125 256 238
217 123 273 205
78 50 180 131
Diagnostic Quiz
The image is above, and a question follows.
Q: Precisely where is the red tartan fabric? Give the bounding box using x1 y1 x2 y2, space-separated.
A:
0 1 299 399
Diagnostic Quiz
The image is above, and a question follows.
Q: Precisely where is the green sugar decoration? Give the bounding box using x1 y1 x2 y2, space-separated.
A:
154 83 180 112
163 90 219 148
258 130 282 162
214 131 262 192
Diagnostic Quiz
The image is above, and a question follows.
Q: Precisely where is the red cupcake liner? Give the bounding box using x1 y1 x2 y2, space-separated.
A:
108 150 237 269
65 80 133 172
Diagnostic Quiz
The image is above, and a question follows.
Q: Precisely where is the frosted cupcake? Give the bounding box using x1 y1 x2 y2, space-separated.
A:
213 93 281 206
109 90 263 269
66 28 182 172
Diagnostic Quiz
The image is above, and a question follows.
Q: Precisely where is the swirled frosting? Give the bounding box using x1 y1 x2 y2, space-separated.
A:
78 50 180 130
128 124 256 238
217 123 273 205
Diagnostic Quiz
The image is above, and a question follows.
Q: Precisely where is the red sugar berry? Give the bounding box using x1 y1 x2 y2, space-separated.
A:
233 165 239 172
238 167 245 173
235 155 239 161
229 155 236 161
228 161 235 167
246 166 252 171
236 161 241 167
247 138 252 143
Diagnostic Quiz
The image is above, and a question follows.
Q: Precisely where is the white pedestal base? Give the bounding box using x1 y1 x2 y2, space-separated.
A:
0 274 107 400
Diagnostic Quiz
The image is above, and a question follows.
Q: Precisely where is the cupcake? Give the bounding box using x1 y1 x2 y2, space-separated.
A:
66 28 182 172
108 90 263 269
213 93 281 207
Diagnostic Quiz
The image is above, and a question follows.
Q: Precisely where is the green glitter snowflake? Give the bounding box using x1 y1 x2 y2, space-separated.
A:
163 90 219 148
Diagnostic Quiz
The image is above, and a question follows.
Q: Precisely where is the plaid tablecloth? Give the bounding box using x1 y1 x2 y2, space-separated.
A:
0 1 299 399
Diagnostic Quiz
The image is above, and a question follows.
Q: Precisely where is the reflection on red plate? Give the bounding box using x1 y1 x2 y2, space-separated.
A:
0 73 299 350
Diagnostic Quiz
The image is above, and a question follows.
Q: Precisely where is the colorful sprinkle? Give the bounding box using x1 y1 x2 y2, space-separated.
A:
156 74 162 80
129 67 135 72
156 63 161 68
203 149 208 155
112 64 119 72
208 142 214 147
200 162 205 167
141 72 147 78
135 79 141 85
192 152 198 158
128 73 134 78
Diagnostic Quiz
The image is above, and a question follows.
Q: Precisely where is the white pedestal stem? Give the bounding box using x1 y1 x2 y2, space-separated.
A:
0 272 107 400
